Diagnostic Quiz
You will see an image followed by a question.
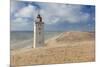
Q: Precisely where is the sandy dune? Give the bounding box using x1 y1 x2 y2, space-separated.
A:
45 32 95 47
11 32 95 66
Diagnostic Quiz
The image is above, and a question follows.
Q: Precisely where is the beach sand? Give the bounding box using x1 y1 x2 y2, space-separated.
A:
11 32 95 66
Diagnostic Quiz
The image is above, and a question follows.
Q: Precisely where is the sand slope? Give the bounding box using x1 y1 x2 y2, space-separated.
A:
11 32 95 66
45 32 95 47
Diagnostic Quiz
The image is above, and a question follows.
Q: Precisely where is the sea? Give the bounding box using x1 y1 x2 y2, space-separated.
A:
10 31 62 50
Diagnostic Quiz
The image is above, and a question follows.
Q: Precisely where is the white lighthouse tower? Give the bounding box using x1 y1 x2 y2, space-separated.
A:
33 14 44 48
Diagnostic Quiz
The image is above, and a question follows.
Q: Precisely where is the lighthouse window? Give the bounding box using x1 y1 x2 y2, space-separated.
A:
39 27 41 30
39 32 41 35
39 41 41 44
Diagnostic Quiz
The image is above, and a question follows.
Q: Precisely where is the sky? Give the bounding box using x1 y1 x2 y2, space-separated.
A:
10 0 95 32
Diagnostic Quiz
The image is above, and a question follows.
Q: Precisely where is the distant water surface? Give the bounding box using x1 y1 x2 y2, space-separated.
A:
10 31 62 50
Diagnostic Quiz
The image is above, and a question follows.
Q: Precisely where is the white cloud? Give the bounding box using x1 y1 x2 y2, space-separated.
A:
12 2 91 24
36 3 90 24
11 17 32 31
12 18 28 26
11 1 92 31
14 4 37 18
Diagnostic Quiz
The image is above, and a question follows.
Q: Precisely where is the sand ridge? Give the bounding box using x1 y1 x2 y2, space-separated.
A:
11 32 95 66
